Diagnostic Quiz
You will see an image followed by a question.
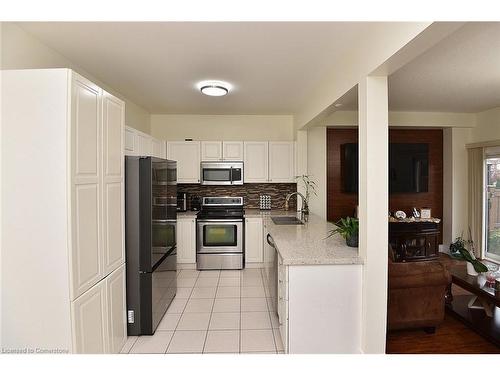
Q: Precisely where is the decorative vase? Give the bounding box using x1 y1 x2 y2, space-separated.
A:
466 262 478 276
346 233 358 247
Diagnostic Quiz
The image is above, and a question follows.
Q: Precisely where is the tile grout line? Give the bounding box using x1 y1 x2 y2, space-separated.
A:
263 267 278 353
164 270 200 354
202 272 220 353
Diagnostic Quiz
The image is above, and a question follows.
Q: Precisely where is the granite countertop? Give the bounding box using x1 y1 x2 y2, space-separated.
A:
245 209 363 266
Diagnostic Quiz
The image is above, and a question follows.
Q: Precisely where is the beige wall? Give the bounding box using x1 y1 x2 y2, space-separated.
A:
0 22 151 133
150 114 294 141
471 107 500 143
323 110 476 128
443 127 471 249
306 126 327 219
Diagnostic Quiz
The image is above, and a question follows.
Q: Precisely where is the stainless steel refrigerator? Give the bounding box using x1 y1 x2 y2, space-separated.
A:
125 156 177 335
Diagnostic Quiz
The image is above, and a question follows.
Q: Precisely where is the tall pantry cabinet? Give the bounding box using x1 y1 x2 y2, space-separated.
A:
1 69 127 353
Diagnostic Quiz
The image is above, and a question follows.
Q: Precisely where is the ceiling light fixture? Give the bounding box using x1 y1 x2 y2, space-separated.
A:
197 80 232 97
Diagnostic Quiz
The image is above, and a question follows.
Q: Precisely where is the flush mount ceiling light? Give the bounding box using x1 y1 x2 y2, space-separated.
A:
197 80 232 97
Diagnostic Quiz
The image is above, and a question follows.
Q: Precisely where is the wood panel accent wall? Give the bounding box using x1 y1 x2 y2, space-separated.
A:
327 128 443 241
327 128 359 222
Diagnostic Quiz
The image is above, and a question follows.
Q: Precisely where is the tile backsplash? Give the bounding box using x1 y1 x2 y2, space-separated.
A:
178 183 297 210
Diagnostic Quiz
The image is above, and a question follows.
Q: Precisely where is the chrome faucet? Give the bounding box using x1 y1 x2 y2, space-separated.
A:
285 191 308 214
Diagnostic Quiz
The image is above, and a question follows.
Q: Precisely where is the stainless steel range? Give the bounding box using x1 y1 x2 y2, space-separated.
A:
196 197 245 270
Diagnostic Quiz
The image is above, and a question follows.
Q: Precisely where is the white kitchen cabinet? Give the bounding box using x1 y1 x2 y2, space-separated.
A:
137 131 153 156
245 217 264 263
201 141 223 161
223 141 244 160
105 264 127 354
71 74 103 298
72 264 126 354
244 141 269 183
277 254 289 351
152 138 163 158
160 141 167 158
71 278 108 354
269 141 295 182
124 126 137 155
177 217 197 263
102 91 125 277
2 69 126 354
167 141 201 183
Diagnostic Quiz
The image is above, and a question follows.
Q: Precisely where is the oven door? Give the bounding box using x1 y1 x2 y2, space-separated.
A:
197 219 243 254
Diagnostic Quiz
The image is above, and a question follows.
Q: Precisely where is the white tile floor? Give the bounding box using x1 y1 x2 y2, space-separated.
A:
121 268 284 354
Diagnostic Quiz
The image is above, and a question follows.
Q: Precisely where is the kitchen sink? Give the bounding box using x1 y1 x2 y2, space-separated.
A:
271 216 304 225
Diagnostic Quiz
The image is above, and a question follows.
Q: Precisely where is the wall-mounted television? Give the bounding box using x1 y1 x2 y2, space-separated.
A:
341 143 429 193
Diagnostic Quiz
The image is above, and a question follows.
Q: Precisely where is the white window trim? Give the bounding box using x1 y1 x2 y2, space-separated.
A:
483 151 500 264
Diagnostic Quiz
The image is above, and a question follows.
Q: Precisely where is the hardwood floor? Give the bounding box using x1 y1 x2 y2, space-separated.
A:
386 312 500 354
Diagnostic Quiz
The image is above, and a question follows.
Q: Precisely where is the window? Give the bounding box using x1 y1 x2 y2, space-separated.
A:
485 153 500 262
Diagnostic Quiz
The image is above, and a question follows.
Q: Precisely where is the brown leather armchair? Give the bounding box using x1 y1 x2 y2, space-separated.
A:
387 255 451 332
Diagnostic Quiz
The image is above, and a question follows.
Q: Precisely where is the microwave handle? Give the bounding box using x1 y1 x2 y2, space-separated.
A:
230 166 233 185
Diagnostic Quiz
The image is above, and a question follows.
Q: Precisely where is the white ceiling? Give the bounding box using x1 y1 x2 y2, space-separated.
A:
335 22 500 113
18 22 387 115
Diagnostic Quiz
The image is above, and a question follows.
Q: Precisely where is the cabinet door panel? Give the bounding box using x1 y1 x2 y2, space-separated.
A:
223 141 244 160
269 142 295 183
72 280 107 353
106 265 126 354
244 142 268 183
124 127 136 155
152 139 162 158
72 76 100 180
177 218 196 263
167 142 201 183
103 182 124 273
72 183 101 299
102 92 125 276
201 141 223 161
245 218 263 263
103 94 123 177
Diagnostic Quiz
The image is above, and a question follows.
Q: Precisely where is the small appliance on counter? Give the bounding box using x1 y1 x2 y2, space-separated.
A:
190 195 202 211
259 194 271 210
177 192 188 212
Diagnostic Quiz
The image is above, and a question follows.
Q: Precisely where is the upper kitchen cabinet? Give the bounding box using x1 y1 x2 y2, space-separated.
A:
152 138 166 158
124 126 166 158
2 69 126 353
223 141 244 160
201 141 244 161
167 141 201 183
244 141 295 183
244 141 269 183
124 126 137 155
269 141 295 183
201 141 223 161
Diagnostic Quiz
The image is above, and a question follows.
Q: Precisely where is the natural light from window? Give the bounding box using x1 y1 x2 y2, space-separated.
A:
485 156 500 261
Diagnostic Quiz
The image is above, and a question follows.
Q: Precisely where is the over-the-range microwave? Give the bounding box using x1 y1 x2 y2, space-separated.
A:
200 161 244 185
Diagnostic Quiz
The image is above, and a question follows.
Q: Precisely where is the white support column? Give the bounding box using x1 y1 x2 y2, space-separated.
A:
358 76 389 353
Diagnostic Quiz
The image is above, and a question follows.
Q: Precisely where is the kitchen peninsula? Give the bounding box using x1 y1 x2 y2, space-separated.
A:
245 210 364 354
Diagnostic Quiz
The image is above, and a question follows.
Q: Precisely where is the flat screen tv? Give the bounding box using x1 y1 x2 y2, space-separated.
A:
341 143 429 193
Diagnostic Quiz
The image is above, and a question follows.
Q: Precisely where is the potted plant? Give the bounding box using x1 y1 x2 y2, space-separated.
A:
449 234 488 275
328 217 359 247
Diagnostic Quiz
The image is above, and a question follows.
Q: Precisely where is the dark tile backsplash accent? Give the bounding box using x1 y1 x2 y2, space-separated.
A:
178 183 297 210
